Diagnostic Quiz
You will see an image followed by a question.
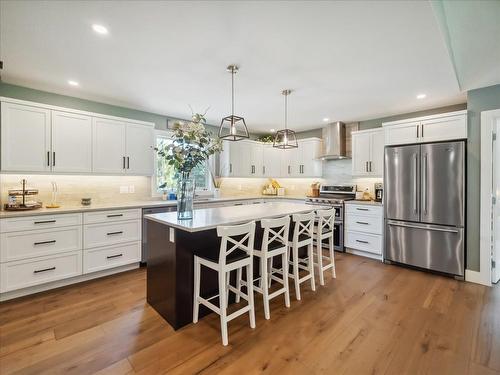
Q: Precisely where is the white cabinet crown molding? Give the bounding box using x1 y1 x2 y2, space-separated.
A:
0 97 155 128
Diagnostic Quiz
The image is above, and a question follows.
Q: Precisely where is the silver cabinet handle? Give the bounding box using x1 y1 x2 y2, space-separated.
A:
423 153 428 215
416 125 419 138
34 266 56 274
34 240 56 246
127 156 130 169
263 166 265 175
356 239 369 244
251 165 255 174
123 156 126 169
107 231 123 236
34 220 56 224
229 163 232 173
356 221 369 225
47 151 50 167
356 207 369 211
288 165 291 174
413 153 418 213
387 221 459 234
53 152 55 166
107 213 123 218
421 124 424 138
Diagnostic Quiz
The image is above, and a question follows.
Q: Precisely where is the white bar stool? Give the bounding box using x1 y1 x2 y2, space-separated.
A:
238 215 291 319
288 211 316 300
314 208 337 285
192 221 256 346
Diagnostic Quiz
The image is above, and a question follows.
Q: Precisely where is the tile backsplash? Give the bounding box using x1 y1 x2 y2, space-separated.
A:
0 174 152 206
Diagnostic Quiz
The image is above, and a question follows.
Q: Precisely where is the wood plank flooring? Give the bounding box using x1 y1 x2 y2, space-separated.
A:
0 253 498 375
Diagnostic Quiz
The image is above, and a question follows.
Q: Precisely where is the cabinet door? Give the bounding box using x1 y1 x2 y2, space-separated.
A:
92 118 126 174
420 115 467 143
51 111 92 173
219 140 232 177
280 147 299 177
369 130 384 176
235 141 253 176
125 123 154 175
1 102 51 172
299 140 322 177
384 121 420 146
249 142 263 177
352 133 371 175
262 145 281 177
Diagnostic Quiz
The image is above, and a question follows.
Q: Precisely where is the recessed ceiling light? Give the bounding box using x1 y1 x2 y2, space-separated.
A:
270 129 275 132
92 24 108 35
68 80 79 87
416 94 426 99
323 118 330 122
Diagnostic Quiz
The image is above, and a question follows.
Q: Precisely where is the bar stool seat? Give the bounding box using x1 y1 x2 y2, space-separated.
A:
193 221 256 346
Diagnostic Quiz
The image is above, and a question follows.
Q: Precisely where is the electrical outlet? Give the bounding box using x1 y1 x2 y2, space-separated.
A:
129 185 135 193
120 186 129 194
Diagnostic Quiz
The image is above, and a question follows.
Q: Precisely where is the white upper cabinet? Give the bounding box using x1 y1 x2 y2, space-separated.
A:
51 111 92 173
125 123 154 175
92 118 127 174
352 128 384 177
383 110 467 146
1 102 51 172
1 99 155 175
221 138 322 178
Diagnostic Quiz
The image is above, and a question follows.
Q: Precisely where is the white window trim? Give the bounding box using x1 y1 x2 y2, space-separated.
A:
151 129 213 198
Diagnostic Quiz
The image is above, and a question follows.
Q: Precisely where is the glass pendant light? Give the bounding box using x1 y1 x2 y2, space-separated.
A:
273 89 298 149
218 64 249 141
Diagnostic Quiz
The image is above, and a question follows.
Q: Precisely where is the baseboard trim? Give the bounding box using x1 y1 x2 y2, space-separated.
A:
465 269 491 286
0 263 140 302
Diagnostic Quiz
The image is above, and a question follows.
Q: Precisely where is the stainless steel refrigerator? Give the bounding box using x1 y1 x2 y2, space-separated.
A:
384 141 465 277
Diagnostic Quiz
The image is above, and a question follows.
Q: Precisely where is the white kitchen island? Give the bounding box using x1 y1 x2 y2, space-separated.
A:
144 202 327 329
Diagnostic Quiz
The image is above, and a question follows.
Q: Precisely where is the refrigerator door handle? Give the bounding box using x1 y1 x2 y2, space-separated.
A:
413 153 418 213
423 153 428 215
387 221 459 234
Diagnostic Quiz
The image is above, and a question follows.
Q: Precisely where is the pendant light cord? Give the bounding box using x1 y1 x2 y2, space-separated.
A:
284 91 288 130
231 67 235 116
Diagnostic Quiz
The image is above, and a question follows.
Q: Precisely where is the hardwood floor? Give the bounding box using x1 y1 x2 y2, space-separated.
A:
0 253 498 375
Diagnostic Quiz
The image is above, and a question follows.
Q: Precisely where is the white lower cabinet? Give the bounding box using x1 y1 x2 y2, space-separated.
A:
0 251 82 293
345 203 383 260
83 242 140 274
83 220 141 248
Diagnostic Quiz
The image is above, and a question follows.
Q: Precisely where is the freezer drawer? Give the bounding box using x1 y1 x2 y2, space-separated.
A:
385 220 464 276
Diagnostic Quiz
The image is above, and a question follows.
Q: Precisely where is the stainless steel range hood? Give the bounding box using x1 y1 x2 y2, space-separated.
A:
320 122 348 160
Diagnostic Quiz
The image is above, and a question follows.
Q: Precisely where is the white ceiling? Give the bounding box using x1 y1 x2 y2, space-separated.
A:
0 0 467 132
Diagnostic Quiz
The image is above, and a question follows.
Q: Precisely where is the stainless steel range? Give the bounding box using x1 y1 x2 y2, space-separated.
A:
305 184 356 252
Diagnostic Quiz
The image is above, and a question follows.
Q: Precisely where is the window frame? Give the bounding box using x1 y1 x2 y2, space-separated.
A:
151 129 213 197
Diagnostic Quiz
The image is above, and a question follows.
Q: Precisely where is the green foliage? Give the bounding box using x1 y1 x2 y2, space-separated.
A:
156 113 222 179
256 134 275 143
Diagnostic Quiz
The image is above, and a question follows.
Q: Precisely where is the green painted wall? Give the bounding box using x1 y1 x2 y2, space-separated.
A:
0 82 220 134
466 84 500 271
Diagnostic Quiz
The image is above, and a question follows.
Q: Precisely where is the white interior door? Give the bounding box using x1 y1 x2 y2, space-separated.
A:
52 111 92 173
493 119 500 283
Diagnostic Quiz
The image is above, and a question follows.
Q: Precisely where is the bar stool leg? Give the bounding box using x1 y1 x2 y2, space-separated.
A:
267 258 273 287
218 271 229 346
226 271 230 305
317 235 325 286
292 245 301 301
282 252 291 308
193 257 200 323
308 243 316 291
246 264 256 328
330 236 336 278
235 268 242 303
261 257 270 320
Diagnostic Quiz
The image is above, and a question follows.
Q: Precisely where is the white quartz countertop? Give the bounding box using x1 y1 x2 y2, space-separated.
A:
344 200 383 206
0 196 304 218
145 202 330 232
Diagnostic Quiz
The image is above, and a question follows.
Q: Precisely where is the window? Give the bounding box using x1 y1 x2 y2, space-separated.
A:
152 131 211 196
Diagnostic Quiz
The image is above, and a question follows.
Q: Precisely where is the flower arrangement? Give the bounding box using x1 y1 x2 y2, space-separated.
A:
156 112 222 179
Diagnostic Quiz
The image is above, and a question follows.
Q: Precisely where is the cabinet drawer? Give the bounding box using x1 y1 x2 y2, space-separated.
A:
345 231 382 255
345 214 382 234
83 209 141 224
84 220 140 248
0 213 82 233
345 204 383 217
83 242 140 274
0 226 82 263
0 251 82 293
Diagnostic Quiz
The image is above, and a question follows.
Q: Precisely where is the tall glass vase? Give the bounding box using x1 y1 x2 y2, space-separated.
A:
177 174 195 220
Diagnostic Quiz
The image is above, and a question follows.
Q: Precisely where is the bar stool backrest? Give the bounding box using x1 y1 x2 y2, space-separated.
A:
217 221 256 265
260 215 291 252
316 208 336 233
291 211 315 242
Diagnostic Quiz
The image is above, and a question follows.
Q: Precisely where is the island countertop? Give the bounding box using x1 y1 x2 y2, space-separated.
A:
145 202 329 232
